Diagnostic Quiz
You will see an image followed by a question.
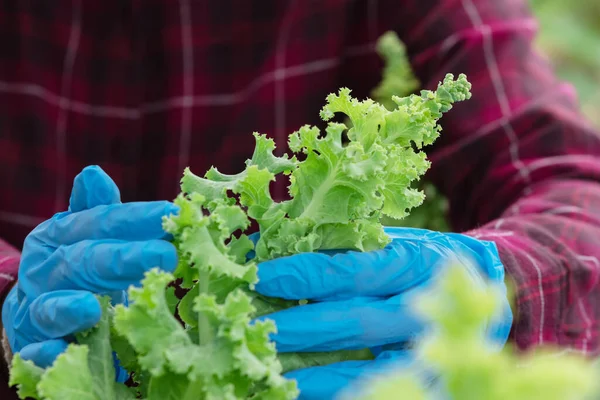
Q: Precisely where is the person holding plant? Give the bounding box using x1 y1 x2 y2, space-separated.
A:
0 1 599 399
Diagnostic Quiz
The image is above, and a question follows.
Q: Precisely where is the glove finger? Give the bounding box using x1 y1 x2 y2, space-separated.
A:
2 285 24 352
386 227 509 284
27 290 101 339
38 201 179 245
255 292 426 353
19 338 69 369
69 165 121 212
27 292 131 381
28 239 177 295
255 239 450 300
285 350 418 400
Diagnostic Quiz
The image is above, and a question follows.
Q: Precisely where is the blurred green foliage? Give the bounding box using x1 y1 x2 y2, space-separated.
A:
344 265 599 400
530 0 600 126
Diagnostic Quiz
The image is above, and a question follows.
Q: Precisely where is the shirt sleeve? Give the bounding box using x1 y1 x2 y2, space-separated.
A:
0 241 18 301
363 0 600 355
0 239 19 389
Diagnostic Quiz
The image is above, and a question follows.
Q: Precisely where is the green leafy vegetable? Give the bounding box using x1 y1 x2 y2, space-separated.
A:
381 182 450 231
370 31 450 232
182 73 471 262
114 193 299 399
9 354 43 399
9 297 135 400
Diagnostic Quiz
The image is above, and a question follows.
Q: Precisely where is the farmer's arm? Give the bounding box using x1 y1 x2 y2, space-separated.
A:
367 0 600 353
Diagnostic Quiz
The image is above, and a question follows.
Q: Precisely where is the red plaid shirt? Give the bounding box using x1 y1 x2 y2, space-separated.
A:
1 0 600 391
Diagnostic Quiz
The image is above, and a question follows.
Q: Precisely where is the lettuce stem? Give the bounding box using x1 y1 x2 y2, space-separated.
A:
197 273 212 346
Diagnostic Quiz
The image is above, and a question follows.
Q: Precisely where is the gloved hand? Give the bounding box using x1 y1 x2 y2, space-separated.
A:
253 227 513 400
2 166 178 380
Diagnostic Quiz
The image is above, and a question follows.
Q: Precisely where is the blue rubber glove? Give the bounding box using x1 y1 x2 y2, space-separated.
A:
2 165 178 381
253 227 513 399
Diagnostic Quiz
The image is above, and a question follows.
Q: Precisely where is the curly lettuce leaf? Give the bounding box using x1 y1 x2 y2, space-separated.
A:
263 73 469 258
9 354 44 399
10 297 134 400
36 345 96 400
383 181 450 232
75 297 126 399
113 267 298 399
113 269 191 377
157 194 299 399
180 133 296 207
370 31 451 231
